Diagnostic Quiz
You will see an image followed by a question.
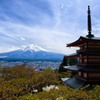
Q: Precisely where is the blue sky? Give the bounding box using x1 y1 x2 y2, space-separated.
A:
0 0 100 54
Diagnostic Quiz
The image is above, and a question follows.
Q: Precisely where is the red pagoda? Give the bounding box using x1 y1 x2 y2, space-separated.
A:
61 6 100 89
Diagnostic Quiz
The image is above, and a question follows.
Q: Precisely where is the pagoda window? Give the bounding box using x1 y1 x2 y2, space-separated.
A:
84 73 87 78
84 45 87 49
84 59 87 63
80 59 82 63
79 72 81 76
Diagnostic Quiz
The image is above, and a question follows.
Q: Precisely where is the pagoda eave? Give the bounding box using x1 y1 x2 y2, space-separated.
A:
61 77 100 90
61 77 86 89
63 65 83 71
67 36 100 47
67 36 83 47
64 65 100 72
65 51 100 58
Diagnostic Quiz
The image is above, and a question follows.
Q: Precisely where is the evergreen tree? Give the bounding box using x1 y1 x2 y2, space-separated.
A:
58 56 68 73
68 58 78 77
63 56 68 66
69 58 78 65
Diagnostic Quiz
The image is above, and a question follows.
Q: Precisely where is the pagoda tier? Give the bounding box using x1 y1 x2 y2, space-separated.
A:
61 77 86 89
61 77 100 89
67 36 100 52
61 6 100 89
65 51 100 65
63 65 100 81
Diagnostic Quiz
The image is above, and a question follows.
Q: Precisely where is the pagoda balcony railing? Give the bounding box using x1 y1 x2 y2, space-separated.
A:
77 62 100 65
77 48 100 53
75 75 100 81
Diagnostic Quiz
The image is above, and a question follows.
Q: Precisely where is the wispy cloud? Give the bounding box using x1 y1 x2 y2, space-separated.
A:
21 37 25 41
0 0 100 54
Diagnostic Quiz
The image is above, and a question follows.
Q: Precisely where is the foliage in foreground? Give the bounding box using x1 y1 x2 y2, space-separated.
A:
19 85 100 100
0 65 100 100
0 65 60 99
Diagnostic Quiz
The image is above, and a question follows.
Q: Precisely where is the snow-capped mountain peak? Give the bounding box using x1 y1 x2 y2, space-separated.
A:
22 44 48 52
0 44 64 61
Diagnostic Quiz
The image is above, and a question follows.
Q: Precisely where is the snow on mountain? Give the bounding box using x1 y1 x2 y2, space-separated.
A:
21 44 48 52
0 44 64 61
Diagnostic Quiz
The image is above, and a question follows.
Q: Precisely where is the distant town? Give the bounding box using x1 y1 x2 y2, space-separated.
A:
0 61 62 71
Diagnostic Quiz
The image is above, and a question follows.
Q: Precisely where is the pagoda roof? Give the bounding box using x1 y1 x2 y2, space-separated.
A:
64 65 84 71
64 65 100 72
67 36 100 47
65 51 100 58
61 77 86 89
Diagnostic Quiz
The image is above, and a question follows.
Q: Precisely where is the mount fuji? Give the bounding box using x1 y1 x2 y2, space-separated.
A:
0 44 64 61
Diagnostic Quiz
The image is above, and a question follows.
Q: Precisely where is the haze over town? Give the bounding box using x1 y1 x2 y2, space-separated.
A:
0 0 100 54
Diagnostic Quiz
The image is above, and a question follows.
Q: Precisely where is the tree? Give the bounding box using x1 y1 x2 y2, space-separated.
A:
69 58 78 65
58 56 68 73
0 64 36 99
33 70 60 92
44 67 53 72
62 56 68 66
68 58 78 77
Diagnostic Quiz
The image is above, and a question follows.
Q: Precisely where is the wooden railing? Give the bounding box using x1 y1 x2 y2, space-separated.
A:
75 75 100 81
77 63 100 66
77 48 100 53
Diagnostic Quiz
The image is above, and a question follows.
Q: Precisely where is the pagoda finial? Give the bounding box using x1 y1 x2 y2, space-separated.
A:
86 6 94 37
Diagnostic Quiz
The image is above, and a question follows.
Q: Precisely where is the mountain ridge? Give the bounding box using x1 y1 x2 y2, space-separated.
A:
0 44 64 61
